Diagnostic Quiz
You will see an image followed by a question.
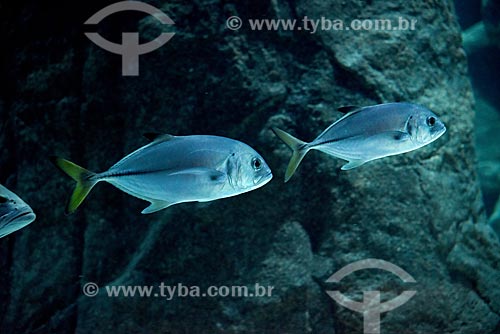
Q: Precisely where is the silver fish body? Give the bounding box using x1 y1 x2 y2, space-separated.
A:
273 103 446 182
52 134 273 214
0 184 36 238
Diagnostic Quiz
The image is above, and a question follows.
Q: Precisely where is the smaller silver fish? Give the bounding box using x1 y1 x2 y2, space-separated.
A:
273 102 446 182
51 133 273 214
0 184 36 238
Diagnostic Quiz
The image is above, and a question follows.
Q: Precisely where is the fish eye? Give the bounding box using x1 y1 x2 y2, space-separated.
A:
252 157 262 171
0 196 7 204
426 116 436 127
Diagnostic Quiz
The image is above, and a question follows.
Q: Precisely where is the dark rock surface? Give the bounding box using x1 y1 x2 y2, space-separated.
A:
462 0 500 52
491 196 500 233
459 0 500 220
1 1 499 333
483 0 500 45
475 95 500 215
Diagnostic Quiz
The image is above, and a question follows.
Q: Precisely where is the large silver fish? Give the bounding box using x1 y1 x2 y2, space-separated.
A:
273 102 446 182
0 184 36 238
51 133 273 214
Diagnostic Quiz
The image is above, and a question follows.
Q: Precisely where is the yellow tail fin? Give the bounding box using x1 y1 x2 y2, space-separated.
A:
272 128 310 182
50 157 98 214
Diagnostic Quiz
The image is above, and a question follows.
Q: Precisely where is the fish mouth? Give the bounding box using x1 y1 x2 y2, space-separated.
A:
251 171 273 188
435 125 447 139
10 210 36 223
0 210 35 238
261 172 273 185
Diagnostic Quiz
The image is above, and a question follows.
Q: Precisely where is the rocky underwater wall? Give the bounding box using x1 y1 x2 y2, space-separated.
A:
1 0 500 333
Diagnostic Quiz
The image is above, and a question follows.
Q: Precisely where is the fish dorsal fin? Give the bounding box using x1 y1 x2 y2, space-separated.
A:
337 106 361 114
143 132 175 142
314 106 364 140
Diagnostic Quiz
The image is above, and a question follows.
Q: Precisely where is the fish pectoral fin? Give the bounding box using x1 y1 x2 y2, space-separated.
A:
341 160 367 170
141 200 175 214
391 131 411 141
168 168 227 184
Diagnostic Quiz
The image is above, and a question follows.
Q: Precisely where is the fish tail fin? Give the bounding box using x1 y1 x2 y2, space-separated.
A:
50 156 98 214
272 127 310 182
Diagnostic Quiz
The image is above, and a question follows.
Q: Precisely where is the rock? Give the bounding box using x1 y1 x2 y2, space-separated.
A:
475 95 500 214
462 0 500 53
490 195 500 234
462 0 500 218
1 1 499 333
483 0 500 46
463 21 493 53
448 221 500 315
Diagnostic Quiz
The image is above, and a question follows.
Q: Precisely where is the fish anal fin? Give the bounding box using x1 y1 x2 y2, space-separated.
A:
341 160 367 171
337 106 361 114
141 200 175 214
143 133 175 142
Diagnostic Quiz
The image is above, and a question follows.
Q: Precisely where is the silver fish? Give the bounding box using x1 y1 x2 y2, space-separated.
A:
0 184 36 238
273 102 446 182
51 133 273 214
